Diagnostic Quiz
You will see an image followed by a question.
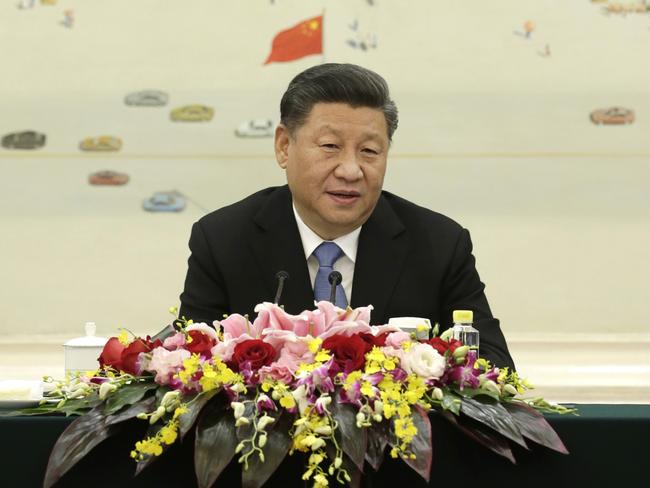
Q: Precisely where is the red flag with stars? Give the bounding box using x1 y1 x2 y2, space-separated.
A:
264 15 323 65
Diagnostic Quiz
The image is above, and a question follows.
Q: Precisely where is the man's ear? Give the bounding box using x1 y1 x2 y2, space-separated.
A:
274 124 290 169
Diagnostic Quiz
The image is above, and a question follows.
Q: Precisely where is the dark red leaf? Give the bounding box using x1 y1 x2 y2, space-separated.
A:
178 389 220 440
365 421 389 471
194 399 238 488
105 396 156 427
442 411 516 464
330 399 367 472
504 401 569 454
460 396 527 448
44 406 116 488
45 398 152 486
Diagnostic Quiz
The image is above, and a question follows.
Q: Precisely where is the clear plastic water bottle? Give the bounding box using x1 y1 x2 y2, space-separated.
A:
452 310 479 354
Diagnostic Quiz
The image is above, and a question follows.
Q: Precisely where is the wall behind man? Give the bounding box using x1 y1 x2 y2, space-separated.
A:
1 0 648 339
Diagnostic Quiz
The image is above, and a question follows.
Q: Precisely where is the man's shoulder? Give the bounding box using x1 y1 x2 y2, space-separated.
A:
380 190 464 234
196 186 287 228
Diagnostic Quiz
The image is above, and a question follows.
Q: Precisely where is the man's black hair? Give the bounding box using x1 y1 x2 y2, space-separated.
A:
280 63 398 140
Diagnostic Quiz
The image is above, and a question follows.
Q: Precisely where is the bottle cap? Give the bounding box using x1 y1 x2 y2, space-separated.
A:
453 310 473 324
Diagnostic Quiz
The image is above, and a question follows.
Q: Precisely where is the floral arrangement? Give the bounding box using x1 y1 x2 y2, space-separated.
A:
22 302 574 488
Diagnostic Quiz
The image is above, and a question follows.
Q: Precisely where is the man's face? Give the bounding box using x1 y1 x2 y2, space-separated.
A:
275 102 389 240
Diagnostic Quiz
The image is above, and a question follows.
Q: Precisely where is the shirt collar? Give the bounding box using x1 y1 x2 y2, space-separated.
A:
292 204 360 263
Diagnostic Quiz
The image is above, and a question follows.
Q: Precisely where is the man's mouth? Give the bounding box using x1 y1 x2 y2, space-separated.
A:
326 190 361 204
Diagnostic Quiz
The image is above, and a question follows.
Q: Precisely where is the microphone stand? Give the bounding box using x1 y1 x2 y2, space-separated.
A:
274 271 290 305
327 271 343 307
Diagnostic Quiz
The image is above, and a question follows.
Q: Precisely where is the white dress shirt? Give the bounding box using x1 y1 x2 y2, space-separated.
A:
292 204 360 304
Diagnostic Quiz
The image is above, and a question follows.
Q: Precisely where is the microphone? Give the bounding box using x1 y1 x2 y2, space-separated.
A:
327 271 343 306
274 270 290 305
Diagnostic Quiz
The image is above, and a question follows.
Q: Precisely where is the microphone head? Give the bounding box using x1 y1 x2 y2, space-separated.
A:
328 271 342 285
275 270 290 281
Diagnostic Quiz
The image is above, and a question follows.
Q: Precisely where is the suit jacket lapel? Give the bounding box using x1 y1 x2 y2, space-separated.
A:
249 186 314 314
351 194 408 324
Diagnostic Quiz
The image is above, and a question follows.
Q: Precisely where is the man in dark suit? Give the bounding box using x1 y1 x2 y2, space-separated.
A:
179 63 515 370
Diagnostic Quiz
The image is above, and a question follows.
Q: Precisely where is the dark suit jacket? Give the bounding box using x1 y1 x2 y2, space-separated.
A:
179 185 515 369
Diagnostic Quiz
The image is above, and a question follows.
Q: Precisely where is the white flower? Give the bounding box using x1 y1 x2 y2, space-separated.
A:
373 400 383 415
98 382 117 400
291 384 309 415
310 438 326 451
258 433 268 448
235 417 250 427
186 322 219 341
257 414 275 431
230 383 246 394
161 390 180 410
231 401 246 419
149 406 166 424
483 380 501 394
400 343 446 380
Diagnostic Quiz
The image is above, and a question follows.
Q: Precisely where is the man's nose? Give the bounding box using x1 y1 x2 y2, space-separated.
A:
333 151 363 181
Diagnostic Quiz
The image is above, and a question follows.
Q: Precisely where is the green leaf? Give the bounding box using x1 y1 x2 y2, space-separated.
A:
105 396 156 426
179 389 220 439
453 386 501 402
103 381 159 415
242 410 294 488
460 396 527 448
365 420 389 471
43 405 118 488
395 405 432 482
195 398 239 488
330 399 367 472
503 401 569 454
1 404 64 417
441 392 461 415
51 391 104 416
441 411 516 463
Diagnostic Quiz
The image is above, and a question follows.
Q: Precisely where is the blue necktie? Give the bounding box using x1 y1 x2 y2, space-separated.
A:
312 241 348 308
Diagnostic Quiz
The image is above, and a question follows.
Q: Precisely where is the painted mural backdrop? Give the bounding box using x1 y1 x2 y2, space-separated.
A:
2 0 648 157
1 0 649 338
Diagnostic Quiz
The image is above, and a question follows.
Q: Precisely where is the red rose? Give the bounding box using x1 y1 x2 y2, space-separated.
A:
186 330 216 358
427 337 463 355
358 332 386 349
98 337 125 370
120 338 153 375
322 334 371 373
232 339 277 371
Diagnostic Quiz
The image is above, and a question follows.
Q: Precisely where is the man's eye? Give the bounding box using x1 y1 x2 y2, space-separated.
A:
362 148 379 155
321 144 338 150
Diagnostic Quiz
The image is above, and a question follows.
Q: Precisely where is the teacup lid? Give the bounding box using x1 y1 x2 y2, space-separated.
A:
387 317 431 331
64 322 108 347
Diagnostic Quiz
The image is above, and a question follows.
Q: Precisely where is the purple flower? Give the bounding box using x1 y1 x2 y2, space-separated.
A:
445 364 481 390
390 367 408 382
256 393 277 412
364 371 384 386
314 394 332 415
339 381 362 406
311 359 336 393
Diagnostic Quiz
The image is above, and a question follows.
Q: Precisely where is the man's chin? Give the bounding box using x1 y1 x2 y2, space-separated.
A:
319 213 367 237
